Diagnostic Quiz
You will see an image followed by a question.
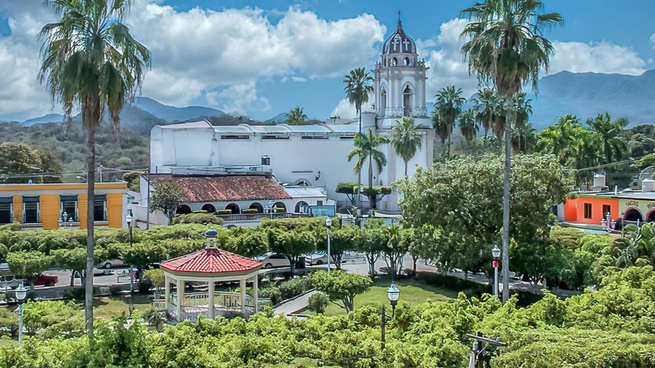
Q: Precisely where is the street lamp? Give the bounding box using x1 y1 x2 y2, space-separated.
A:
15 283 27 343
491 245 501 298
325 217 332 274
126 212 134 315
381 282 400 350
205 227 218 248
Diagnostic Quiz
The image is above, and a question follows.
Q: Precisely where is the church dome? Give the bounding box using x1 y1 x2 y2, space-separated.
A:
382 18 416 55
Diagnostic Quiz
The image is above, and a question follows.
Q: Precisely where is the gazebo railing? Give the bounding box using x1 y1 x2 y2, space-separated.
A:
164 291 271 320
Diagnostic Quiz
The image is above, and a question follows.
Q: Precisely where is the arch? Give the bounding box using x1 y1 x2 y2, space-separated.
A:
647 209 655 222
380 85 387 116
225 203 240 214
383 58 387 67
249 202 263 213
201 203 216 213
295 179 310 186
295 201 309 213
403 57 410 66
403 84 414 117
392 57 398 66
624 207 643 222
273 202 286 212
176 205 191 215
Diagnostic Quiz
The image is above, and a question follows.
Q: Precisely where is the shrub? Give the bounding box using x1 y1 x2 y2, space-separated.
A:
241 209 259 214
416 272 491 296
109 285 124 296
216 209 232 214
258 286 282 305
63 287 85 300
307 292 328 314
278 277 311 300
171 211 225 226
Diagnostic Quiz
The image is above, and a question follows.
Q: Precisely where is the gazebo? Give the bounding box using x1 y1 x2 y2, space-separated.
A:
160 228 263 321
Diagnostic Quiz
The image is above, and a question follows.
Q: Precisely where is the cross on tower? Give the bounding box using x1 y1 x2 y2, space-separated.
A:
392 35 401 50
403 38 410 51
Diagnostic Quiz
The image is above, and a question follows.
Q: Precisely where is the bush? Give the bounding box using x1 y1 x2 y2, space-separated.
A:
171 211 225 226
258 286 282 305
307 292 328 314
278 277 311 300
416 272 491 296
241 209 259 214
139 278 153 294
216 209 232 214
63 287 85 300
109 285 124 296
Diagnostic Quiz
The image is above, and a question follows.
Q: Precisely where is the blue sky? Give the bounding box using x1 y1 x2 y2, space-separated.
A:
1 0 654 122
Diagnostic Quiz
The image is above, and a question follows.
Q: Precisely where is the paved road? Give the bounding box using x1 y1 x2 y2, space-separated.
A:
273 290 318 316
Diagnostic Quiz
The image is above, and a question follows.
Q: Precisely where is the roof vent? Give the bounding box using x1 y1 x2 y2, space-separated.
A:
643 178 655 192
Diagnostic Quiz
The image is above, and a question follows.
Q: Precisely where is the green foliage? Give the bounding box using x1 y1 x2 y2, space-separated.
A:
390 117 423 175
23 301 84 339
143 269 164 289
51 247 86 287
278 277 312 300
0 142 62 183
309 270 372 312
149 180 187 220
283 107 309 125
0 308 18 338
307 292 328 314
122 171 143 192
7 251 51 288
171 211 225 226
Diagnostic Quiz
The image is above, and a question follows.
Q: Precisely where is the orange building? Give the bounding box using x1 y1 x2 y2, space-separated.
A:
0 182 127 230
563 193 619 225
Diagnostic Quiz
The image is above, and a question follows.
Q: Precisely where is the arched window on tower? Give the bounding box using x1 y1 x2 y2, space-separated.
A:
403 85 413 117
404 57 410 66
380 88 387 117
392 57 398 66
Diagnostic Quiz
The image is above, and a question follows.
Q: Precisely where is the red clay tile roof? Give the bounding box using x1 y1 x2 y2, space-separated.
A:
160 247 262 274
151 174 292 202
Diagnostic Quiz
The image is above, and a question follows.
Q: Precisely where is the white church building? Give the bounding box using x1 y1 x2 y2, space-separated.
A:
147 17 434 214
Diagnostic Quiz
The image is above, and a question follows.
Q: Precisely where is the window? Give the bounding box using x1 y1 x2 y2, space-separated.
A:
94 195 107 221
317 200 323 206
404 57 410 66
221 134 250 140
584 203 592 219
0 198 12 224
602 205 611 219
23 196 40 223
60 195 78 222
262 135 289 140
301 135 328 140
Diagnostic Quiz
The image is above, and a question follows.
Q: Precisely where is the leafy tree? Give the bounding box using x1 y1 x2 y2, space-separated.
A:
431 113 449 156
306 292 329 314
122 171 143 192
458 109 479 143
335 181 361 206
223 226 269 258
358 218 387 277
51 247 87 287
324 225 361 270
346 128 389 209
586 112 629 164
7 251 52 290
390 117 423 176
283 107 309 125
39 0 151 338
434 85 466 156
461 0 562 301
343 67 374 134
380 225 410 280
150 180 187 221
0 142 62 183
537 114 602 169
309 270 372 312
0 307 19 338
23 300 84 339
120 241 167 272
266 227 316 272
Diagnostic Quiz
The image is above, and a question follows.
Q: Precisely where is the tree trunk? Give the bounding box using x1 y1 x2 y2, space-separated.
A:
70 271 75 287
368 154 375 209
85 127 96 347
404 159 408 177
501 96 512 303
447 129 451 156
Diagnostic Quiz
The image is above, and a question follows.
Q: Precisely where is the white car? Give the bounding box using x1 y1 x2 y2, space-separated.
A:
306 251 366 266
256 253 291 269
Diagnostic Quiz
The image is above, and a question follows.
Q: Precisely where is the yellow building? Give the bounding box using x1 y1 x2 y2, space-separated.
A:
0 182 128 230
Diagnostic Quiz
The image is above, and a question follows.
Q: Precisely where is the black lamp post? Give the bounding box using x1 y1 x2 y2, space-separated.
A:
381 282 400 350
15 282 27 343
491 245 501 298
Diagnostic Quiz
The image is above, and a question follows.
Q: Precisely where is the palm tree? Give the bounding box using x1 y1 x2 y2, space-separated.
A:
458 109 479 143
284 107 308 125
431 112 449 157
471 88 498 141
434 85 466 156
461 0 562 302
512 121 537 153
39 0 150 342
390 117 423 176
537 115 591 166
347 128 389 209
513 92 533 152
344 67 374 203
586 112 629 164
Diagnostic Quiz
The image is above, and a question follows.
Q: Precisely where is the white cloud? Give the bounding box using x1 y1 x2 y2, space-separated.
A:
291 76 307 82
549 41 646 76
330 98 357 119
650 33 655 49
208 81 271 115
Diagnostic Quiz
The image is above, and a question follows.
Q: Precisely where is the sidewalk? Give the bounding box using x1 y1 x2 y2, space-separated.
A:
273 290 318 316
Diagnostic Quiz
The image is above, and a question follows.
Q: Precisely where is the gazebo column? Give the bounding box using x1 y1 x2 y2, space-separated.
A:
208 280 215 319
176 278 184 321
240 278 246 315
165 275 171 312
253 274 258 313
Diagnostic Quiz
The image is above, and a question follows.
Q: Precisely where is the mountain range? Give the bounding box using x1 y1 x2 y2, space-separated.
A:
9 70 655 133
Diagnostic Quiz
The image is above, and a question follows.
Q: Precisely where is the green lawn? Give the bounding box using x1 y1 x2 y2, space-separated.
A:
323 277 458 316
92 294 153 320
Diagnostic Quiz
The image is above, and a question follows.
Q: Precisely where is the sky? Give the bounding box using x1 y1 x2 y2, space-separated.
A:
1 0 655 122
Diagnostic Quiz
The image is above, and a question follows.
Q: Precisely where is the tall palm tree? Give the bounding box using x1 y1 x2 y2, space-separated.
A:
344 67 374 203
513 92 533 152
284 106 308 125
434 85 466 156
537 115 589 166
458 109 479 143
347 128 389 209
471 88 498 141
390 117 423 176
461 0 562 302
39 0 150 342
512 121 537 153
431 111 449 156
586 112 629 164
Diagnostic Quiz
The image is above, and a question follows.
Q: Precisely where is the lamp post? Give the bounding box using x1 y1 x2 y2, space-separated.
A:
381 282 400 350
126 213 134 315
15 283 27 343
325 217 332 274
491 245 501 298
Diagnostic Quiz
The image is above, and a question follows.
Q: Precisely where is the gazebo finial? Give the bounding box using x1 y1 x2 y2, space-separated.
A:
205 227 218 248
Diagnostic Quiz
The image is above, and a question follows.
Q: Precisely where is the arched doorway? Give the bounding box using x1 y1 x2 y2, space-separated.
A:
295 179 310 186
225 203 240 214
624 208 643 222
273 202 286 213
647 210 655 222
403 85 412 117
249 203 263 213
294 201 309 213
380 87 387 116
176 205 192 215
201 204 216 213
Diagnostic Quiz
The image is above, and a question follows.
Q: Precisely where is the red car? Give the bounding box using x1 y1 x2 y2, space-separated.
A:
34 274 59 287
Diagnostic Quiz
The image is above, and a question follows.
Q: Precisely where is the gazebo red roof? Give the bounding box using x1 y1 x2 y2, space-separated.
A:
160 247 262 274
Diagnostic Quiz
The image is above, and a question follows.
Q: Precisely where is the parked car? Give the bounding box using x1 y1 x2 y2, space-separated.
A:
306 251 366 266
255 253 290 269
97 259 125 269
3 273 59 288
